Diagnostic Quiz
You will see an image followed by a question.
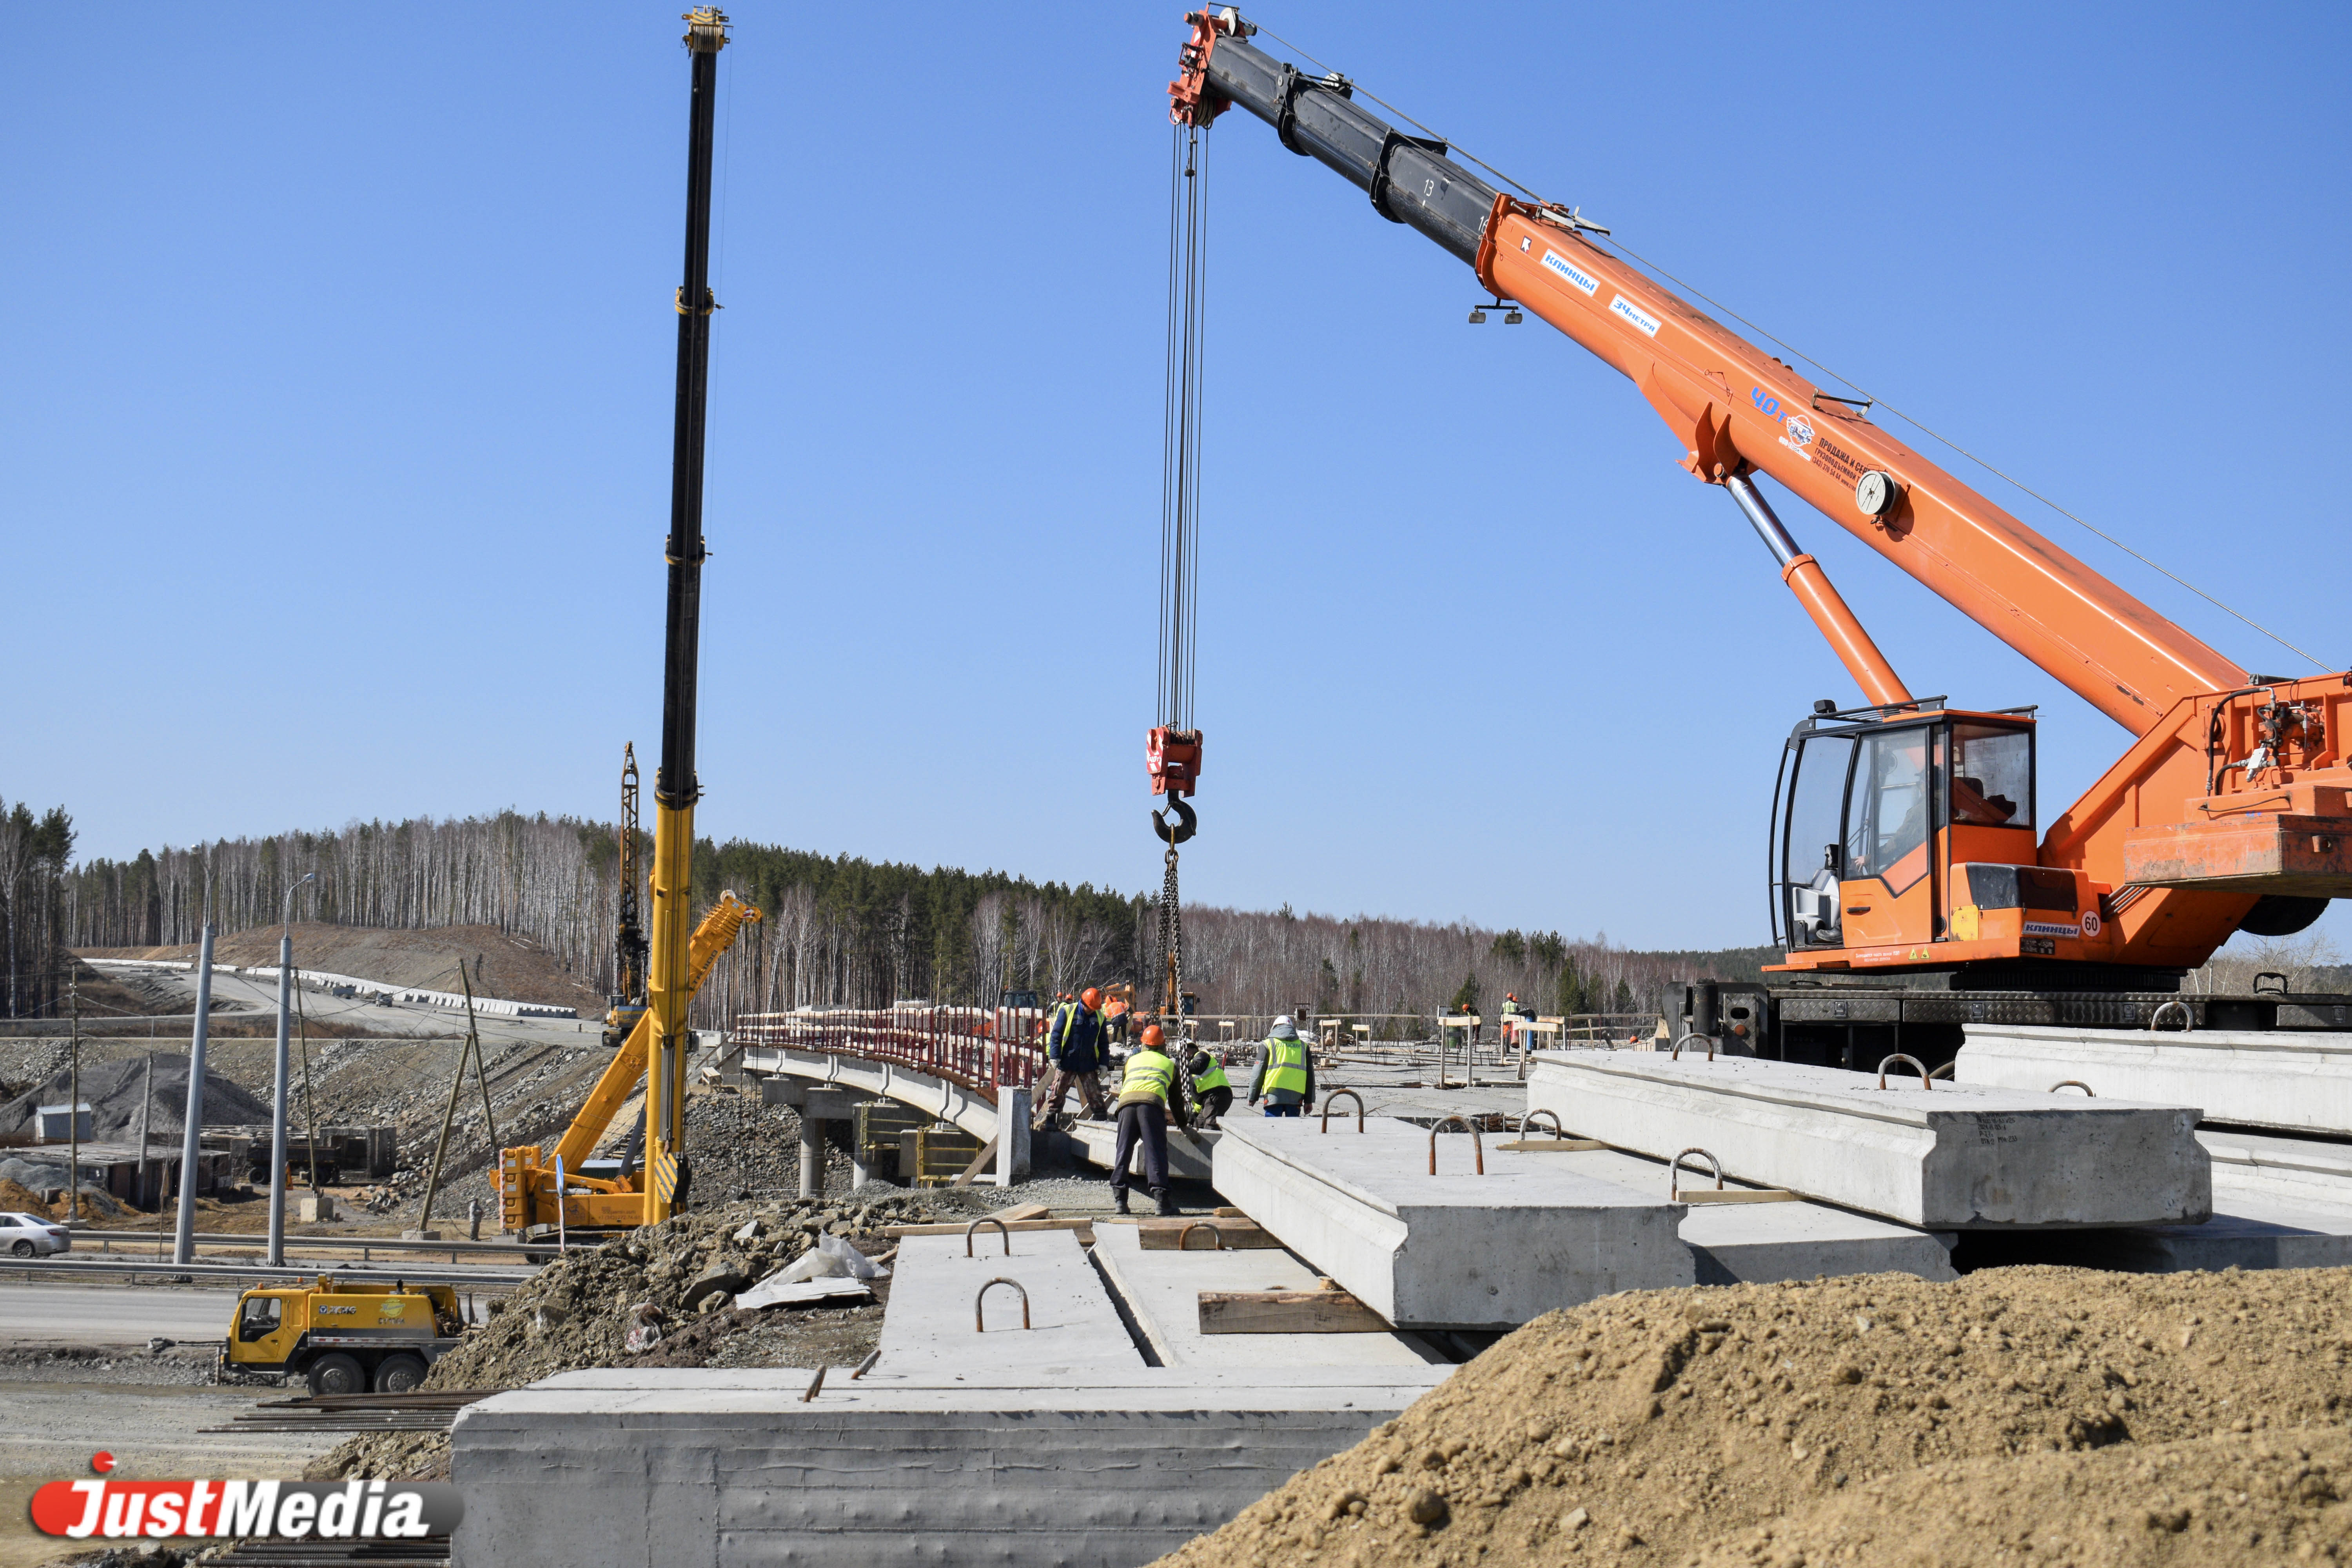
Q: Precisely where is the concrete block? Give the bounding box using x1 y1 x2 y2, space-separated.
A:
875 1228 1142 1378
2201 1126 2352 1212
1065 1118 1216 1181
1089 1222 1447 1371
298 1194 336 1223
1546 1145 1957 1285
451 1368 1438 1568
1528 1049 2210 1230
1959 1024 2352 1137
1212 1116 1692 1330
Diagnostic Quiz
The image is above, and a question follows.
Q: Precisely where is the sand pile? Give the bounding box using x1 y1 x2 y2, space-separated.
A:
1151 1265 2352 1568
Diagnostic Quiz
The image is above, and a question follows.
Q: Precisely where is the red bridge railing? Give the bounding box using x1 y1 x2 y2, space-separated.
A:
730 1005 1051 1103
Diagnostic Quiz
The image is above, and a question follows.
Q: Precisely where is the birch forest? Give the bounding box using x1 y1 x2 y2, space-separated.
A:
42 807 1767 1029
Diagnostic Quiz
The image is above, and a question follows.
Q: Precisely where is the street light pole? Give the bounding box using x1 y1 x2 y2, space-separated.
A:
266 872 316 1267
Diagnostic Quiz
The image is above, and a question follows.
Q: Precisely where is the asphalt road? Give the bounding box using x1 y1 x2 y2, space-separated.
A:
111 960 598 1047
0 1283 240 1345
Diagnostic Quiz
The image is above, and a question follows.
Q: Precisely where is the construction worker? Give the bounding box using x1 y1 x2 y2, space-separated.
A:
1185 1045 1233 1129
1110 1024 1189 1216
1031 987 1109 1130
1501 991 1524 1051
1247 1015 1316 1118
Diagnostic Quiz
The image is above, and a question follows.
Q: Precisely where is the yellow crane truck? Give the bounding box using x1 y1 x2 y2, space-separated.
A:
220 1276 465 1396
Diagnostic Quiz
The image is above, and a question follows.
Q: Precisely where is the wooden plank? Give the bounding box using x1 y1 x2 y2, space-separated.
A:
992 1203 1051 1223
1494 1138 1607 1152
879 1218 1088 1239
949 1133 1002 1188
1198 1288 1392 1335
1137 1218 1279 1250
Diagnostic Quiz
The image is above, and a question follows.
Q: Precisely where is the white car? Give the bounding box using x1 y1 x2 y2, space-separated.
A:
1 1212 71 1257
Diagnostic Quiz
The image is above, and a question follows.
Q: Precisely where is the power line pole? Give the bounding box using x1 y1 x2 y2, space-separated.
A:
267 873 314 1267
67 971 80 1227
172 924 215 1266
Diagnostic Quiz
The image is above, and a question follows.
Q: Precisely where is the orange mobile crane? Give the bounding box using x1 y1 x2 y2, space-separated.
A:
1169 12 2352 1067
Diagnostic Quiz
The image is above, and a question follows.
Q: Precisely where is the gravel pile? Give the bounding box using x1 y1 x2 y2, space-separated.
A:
0 1052 270 1138
1150 1264 2352 1568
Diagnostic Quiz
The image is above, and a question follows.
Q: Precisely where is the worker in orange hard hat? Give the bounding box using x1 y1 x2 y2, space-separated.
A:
1031 986 1109 1130
1108 1022 1191 1216
1500 991 1524 1053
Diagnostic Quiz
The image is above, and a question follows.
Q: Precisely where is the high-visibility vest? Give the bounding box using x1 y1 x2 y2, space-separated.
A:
1262 1037 1309 1096
1122 1049 1175 1106
1191 1056 1231 1096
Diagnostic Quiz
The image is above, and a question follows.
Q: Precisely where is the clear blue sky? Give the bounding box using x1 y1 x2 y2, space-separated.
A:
6 3 2347 951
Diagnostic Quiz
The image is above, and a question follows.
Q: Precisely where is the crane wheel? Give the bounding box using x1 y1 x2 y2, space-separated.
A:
372 1353 429 1394
306 1352 366 1397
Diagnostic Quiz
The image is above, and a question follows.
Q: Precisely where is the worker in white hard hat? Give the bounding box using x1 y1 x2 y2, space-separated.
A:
1247 1015 1316 1118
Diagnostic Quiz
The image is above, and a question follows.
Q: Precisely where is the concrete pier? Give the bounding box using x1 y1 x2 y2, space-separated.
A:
1527 1049 2210 1230
1089 1221 1447 1370
451 1366 1446 1568
1958 1024 2352 1137
1211 1116 1692 1329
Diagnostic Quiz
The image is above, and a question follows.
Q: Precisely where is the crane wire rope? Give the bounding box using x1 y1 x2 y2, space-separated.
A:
1155 121 1212 1023
1245 14 2334 675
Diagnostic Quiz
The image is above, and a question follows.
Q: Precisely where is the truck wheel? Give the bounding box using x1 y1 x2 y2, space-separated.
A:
306 1352 366 1397
372 1353 429 1394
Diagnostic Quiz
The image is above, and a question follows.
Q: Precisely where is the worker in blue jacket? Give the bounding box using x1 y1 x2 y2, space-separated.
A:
1031 987 1109 1130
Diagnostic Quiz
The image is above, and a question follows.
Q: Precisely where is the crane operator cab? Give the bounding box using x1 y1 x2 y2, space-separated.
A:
1771 699 2046 964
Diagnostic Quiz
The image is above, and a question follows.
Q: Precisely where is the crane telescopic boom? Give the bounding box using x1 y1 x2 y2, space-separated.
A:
1168 10 2352 1003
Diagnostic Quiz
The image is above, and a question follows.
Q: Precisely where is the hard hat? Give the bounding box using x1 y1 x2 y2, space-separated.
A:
1081 987 1102 1008
1140 1024 1166 1049
1270 1015 1297 1037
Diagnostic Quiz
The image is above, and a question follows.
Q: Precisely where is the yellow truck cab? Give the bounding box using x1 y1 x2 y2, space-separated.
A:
221 1276 465 1396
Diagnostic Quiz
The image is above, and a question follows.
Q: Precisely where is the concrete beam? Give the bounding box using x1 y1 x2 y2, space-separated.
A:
451 1367 1443 1568
1089 1222 1448 1371
1062 1119 1216 1182
1540 1145 1958 1285
738 1047 1028 1176
1211 1116 1692 1330
875 1229 1142 1378
1959 1024 2352 1138
1528 1049 2210 1230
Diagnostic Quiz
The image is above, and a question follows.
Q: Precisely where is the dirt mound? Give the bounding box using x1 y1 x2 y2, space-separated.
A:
1690 1427 2352 1566
0 1177 51 1213
0 1052 271 1140
1150 1265 2352 1568
87 922 602 1014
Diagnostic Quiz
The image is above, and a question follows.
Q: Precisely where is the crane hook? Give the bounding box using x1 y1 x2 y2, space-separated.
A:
1152 796 1198 846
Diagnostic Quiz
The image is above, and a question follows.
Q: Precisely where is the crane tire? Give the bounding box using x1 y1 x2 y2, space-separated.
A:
372 1353 429 1394
307 1352 366 1397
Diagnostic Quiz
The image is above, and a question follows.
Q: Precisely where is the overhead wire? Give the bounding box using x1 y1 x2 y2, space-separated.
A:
1244 11 2335 675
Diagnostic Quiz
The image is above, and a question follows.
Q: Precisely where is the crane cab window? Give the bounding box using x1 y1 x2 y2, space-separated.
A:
1949 723 2033 829
238 1297 283 1342
1847 728 1932 893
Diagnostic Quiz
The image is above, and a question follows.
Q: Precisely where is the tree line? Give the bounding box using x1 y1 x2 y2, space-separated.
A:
45 808 1765 1029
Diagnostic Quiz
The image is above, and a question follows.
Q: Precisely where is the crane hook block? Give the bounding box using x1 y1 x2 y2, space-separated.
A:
1153 796 1198 846
1147 726 1203 798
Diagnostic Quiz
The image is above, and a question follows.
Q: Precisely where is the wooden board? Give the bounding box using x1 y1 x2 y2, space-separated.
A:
949 1133 1002 1187
1675 1189 1802 1205
880 1218 1089 1239
1198 1288 1392 1335
992 1203 1051 1223
1136 1218 1278 1250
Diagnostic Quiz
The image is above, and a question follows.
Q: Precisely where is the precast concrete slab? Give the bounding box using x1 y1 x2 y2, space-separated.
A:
874 1229 1142 1378
1958 1024 2352 1137
1087 1221 1447 1370
1211 1116 1692 1329
451 1366 1446 1568
1527 1049 2209 1230
1532 1145 1958 1285
2201 1126 2352 1211
1063 1117 1216 1181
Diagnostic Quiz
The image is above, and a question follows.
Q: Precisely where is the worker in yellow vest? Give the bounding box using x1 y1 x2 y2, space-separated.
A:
1247 1015 1316 1118
1185 1047 1233 1128
1109 1024 1191 1216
